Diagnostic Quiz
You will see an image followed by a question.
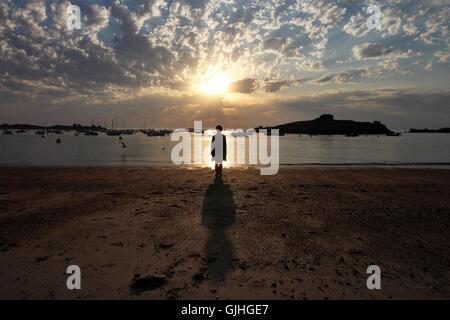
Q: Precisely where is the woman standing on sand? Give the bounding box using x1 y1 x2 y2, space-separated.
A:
211 124 227 179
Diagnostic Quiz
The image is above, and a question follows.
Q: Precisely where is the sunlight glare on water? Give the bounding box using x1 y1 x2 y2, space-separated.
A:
1 131 450 167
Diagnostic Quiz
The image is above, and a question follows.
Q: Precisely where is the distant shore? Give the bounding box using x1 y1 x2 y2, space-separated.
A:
0 167 449 299
409 128 450 133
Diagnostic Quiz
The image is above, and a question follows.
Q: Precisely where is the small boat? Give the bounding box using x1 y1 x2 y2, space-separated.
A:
2 130 13 135
146 130 169 137
49 130 63 135
345 133 359 137
15 129 26 133
84 131 99 136
387 132 402 137
36 130 45 135
107 130 122 136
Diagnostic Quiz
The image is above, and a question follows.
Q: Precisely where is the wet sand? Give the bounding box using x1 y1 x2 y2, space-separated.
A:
0 167 449 299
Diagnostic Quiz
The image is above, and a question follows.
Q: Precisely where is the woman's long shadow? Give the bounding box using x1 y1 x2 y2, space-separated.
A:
201 177 235 282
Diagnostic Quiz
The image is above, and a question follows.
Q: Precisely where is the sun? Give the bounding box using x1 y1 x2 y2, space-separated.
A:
200 72 231 95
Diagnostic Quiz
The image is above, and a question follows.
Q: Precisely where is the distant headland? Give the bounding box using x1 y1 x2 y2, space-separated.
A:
258 114 398 136
409 128 450 133
0 123 107 132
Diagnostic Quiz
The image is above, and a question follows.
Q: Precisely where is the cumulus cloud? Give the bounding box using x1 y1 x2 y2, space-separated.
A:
418 8 449 45
229 78 294 94
435 50 450 63
0 0 448 127
263 37 287 53
316 69 369 84
229 78 258 94
353 43 394 60
263 80 290 93
343 13 369 38
85 4 109 34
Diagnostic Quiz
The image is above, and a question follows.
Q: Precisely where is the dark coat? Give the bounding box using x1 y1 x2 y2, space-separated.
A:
211 134 227 161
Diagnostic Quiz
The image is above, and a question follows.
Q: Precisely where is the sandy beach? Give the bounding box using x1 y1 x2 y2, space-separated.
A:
0 167 449 300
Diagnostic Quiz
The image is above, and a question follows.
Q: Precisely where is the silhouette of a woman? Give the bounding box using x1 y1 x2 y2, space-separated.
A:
211 124 227 178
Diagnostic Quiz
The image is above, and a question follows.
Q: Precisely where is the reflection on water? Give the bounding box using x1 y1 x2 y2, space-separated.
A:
0 131 450 166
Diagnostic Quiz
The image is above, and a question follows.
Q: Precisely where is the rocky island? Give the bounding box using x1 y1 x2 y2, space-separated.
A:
262 114 397 136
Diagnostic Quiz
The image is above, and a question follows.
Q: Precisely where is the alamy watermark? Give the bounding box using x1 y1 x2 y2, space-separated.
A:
64 3 382 33
66 265 81 290
170 121 279 175
66 5 82 31
366 265 381 290
367 4 382 31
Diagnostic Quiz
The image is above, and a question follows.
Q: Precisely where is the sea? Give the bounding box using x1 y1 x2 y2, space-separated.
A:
1 131 450 168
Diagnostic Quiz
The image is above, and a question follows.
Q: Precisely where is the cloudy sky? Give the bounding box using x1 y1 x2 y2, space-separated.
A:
0 0 449 129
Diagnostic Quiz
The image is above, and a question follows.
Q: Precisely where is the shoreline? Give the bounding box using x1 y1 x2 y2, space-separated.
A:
1 163 450 170
1 167 449 299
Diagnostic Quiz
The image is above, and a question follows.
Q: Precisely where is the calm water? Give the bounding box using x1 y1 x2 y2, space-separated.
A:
1 131 450 167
